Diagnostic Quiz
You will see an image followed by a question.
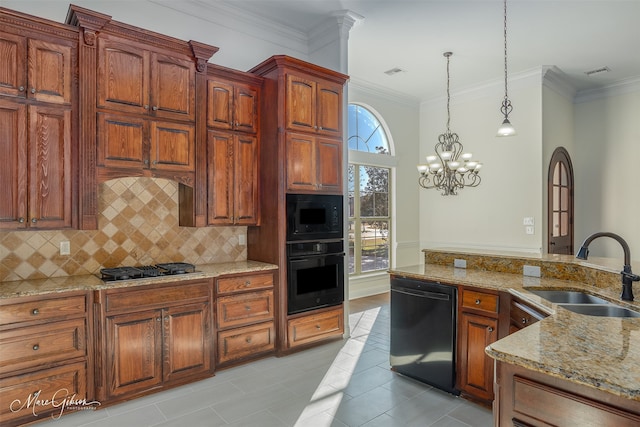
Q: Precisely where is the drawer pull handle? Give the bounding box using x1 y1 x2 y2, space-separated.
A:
245 281 251 287
487 327 494 333
245 337 252 343
315 324 321 330
33 344 40 351
32 308 39 315
245 305 251 311
475 299 481 305
522 317 528 324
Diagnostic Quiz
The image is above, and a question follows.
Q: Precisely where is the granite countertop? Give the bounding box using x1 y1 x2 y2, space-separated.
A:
0 260 278 299
389 263 640 402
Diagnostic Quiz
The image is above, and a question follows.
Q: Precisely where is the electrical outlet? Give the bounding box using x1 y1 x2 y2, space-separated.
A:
525 226 534 235
238 234 246 246
454 258 467 268
523 217 534 226
60 241 71 255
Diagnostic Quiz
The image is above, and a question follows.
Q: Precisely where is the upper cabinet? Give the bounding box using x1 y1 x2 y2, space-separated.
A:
286 74 342 137
207 79 259 134
97 36 196 122
0 16 77 230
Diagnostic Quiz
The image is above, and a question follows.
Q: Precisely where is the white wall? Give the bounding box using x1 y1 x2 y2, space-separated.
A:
419 72 544 253
574 88 640 260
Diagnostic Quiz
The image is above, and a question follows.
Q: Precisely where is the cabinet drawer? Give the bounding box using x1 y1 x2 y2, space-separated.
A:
217 322 275 364
217 290 274 329
104 281 211 312
288 306 344 348
510 300 547 330
461 288 499 314
0 361 88 425
0 319 86 375
0 295 86 327
216 273 273 295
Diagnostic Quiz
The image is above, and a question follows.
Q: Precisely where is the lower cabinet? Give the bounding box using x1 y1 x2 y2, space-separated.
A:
0 292 91 426
287 305 344 349
495 361 640 426
95 279 213 402
457 287 500 404
215 272 275 366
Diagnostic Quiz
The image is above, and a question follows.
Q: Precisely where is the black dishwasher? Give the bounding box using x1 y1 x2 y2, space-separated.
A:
390 276 458 395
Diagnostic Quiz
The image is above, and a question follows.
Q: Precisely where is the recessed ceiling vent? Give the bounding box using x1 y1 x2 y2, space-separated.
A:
584 66 611 76
384 67 406 76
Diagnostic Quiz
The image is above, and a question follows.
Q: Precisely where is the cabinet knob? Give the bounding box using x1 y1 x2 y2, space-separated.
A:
144 160 149 166
245 305 251 311
164 316 169 321
245 280 251 287
31 218 37 223
18 217 25 223
32 344 40 351
315 324 321 330
144 105 149 110
30 88 36 94
245 337 252 344
156 317 161 322
488 327 494 333
522 317 528 324
31 308 39 315
475 299 481 305
19 86 25 92
152 106 158 111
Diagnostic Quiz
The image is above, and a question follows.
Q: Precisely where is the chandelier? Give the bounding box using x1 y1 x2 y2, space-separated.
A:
417 52 482 196
497 0 516 136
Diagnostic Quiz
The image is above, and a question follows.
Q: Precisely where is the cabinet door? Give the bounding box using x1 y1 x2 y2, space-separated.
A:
0 31 27 99
163 302 212 383
97 112 146 170
286 74 316 133
207 79 234 130
458 311 498 402
150 52 195 121
28 105 72 229
286 132 316 192
234 83 258 133
106 310 162 398
0 101 27 229
316 137 342 193
149 120 195 171
27 38 73 104
207 130 234 224
97 38 150 115
234 134 258 225
316 81 342 136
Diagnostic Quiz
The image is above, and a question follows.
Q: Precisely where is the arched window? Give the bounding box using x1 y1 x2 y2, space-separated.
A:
347 104 394 276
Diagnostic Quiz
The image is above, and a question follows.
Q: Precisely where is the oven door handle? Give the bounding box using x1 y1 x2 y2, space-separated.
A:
289 252 345 261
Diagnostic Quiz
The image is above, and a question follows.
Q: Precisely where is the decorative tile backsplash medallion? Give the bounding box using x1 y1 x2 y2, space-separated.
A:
0 178 247 282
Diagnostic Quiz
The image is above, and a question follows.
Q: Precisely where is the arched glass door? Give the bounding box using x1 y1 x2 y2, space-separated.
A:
547 147 574 254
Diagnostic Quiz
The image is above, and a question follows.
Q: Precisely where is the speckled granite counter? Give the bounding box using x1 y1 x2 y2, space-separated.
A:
0 260 278 299
389 259 640 403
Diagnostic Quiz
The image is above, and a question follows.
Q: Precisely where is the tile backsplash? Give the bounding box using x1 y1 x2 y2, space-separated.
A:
0 178 247 282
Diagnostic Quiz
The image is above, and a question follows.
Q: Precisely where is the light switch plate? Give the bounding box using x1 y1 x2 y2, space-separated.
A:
238 234 246 246
60 241 70 256
523 217 535 226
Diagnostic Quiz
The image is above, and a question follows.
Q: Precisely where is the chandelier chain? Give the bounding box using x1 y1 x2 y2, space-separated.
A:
446 53 451 132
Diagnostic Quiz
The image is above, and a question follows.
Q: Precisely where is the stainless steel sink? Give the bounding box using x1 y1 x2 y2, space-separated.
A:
560 304 640 318
528 290 609 304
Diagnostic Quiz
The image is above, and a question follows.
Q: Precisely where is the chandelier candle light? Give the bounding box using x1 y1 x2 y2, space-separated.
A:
497 0 516 136
417 52 482 196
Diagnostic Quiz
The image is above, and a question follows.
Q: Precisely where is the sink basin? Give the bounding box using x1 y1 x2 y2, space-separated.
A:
560 304 640 318
528 290 609 305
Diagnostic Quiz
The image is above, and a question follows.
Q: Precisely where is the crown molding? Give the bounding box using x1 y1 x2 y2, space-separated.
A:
574 76 640 103
541 66 577 100
349 77 421 108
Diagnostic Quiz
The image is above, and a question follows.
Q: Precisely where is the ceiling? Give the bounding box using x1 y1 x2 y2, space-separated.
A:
196 0 640 103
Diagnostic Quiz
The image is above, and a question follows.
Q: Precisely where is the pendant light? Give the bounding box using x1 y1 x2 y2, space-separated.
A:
497 0 516 137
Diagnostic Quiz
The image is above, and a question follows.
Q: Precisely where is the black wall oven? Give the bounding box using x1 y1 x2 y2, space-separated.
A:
287 240 344 314
286 193 345 314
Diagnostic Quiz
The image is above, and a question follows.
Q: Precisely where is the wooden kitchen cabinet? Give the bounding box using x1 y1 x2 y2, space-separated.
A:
214 272 275 366
0 30 73 104
457 287 500 404
95 279 213 402
285 132 342 193
207 77 259 134
97 112 195 174
285 73 343 137
287 305 344 349
207 130 259 225
509 296 549 334
0 101 72 229
97 36 196 121
0 292 92 426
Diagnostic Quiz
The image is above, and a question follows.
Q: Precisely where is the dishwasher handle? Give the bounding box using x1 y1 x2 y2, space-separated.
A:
392 287 451 301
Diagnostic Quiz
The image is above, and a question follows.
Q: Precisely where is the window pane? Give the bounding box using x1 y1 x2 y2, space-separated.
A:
348 104 390 154
561 187 569 211
561 212 569 236
553 186 560 211
348 164 355 217
359 165 389 217
360 220 389 272
552 212 560 237
348 220 355 274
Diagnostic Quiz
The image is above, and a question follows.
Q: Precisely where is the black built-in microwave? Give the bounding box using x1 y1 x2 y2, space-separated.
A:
286 194 343 241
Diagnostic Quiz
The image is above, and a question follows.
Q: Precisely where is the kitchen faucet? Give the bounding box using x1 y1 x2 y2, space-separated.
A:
575 232 640 301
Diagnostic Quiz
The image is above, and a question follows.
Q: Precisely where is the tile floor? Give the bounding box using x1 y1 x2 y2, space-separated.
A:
34 293 493 427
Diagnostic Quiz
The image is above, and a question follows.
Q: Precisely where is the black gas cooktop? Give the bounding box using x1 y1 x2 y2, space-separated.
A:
100 262 196 281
